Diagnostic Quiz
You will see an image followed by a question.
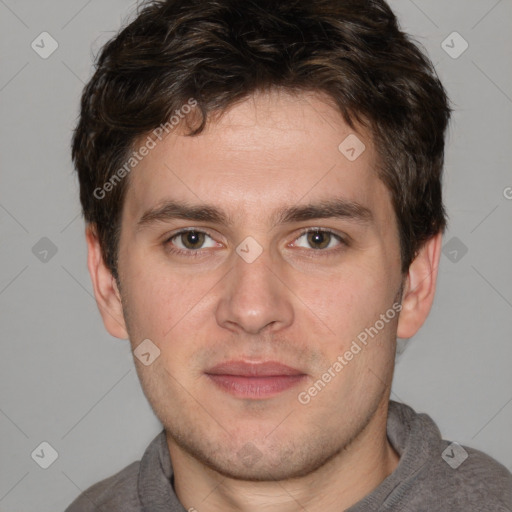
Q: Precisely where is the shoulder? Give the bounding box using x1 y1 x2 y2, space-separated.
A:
421 442 512 510
64 461 141 512
385 402 512 511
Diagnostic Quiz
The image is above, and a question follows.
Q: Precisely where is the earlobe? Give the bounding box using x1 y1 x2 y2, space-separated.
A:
396 232 442 339
85 225 129 340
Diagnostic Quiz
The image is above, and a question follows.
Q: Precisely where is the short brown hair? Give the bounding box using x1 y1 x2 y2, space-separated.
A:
72 0 451 279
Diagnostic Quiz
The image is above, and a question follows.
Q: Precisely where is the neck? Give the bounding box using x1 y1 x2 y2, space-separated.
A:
168 400 400 512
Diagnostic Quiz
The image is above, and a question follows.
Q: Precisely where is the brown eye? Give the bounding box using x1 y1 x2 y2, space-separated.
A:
307 230 332 249
292 229 345 251
178 230 206 249
165 229 220 257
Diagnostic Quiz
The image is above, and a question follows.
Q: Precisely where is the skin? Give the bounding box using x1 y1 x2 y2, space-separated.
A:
87 89 442 511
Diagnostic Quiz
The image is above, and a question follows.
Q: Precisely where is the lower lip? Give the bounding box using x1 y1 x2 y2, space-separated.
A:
206 374 306 399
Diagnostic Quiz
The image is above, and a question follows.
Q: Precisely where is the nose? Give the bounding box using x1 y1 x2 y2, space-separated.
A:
215 247 294 335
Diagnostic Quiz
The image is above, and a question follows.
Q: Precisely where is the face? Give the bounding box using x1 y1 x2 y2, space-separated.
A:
111 90 406 480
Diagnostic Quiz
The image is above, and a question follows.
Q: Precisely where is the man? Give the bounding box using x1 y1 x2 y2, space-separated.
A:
66 0 512 510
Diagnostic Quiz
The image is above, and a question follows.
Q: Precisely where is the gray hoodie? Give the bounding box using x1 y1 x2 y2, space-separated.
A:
65 401 512 511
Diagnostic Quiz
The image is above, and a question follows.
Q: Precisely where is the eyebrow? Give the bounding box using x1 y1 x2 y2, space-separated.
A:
136 198 373 230
273 199 373 225
137 201 231 229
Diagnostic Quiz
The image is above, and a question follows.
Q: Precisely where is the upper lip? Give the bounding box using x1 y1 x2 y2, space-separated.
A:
205 360 305 377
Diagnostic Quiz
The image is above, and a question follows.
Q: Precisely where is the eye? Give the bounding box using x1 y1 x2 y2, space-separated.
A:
168 229 218 251
292 229 344 250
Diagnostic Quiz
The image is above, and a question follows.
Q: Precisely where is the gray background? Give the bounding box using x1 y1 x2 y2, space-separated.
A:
0 0 511 510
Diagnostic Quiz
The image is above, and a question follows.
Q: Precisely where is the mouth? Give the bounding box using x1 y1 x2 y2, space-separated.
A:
205 360 307 399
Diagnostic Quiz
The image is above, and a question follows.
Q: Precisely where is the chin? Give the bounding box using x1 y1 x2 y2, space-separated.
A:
169 424 343 482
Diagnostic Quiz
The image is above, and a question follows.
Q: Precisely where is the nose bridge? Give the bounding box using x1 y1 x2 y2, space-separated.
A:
215 243 294 334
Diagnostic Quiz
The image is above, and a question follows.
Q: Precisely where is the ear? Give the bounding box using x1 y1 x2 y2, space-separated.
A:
85 224 129 339
397 232 442 339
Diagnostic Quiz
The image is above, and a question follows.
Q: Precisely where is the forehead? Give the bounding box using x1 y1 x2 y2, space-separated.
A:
122 90 391 225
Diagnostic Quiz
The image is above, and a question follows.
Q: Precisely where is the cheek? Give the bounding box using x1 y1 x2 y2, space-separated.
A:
119 256 173 338
121 258 218 345
293 266 396 342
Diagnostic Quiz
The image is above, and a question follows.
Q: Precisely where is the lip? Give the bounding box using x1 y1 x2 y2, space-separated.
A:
205 360 307 399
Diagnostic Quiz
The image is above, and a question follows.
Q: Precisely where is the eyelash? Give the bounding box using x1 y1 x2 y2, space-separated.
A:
164 228 217 259
164 228 348 258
